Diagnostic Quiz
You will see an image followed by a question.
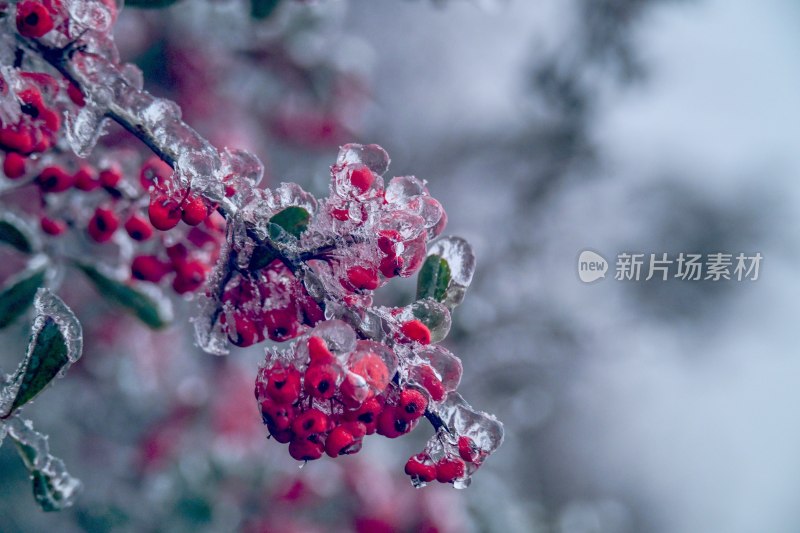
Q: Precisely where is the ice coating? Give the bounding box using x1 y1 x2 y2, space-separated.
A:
0 288 83 419
426 236 476 308
412 345 463 393
335 143 390 176
4 416 82 510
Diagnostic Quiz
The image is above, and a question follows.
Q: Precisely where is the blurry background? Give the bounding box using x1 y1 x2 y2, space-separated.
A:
3 0 800 531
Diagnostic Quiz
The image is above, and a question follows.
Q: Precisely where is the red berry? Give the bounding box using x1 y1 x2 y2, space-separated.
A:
458 435 480 463
291 409 330 439
435 457 466 484
74 165 100 191
376 406 414 439
288 438 324 462
263 307 300 342
181 194 208 226
40 216 65 236
172 260 207 294
343 396 383 435
304 364 339 400
349 353 390 393
397 388 428 422
131 255 171 283
87 207 119 243
3 152 26 179
307 336 335 365
339 372 370 409
399 319 431 345
124 214 153 241
325 423 366 458
67 82 85 107
377 230 401 254
226 313 261 347
37 166 74 193
99 167 122 188
266 364 302 404
148 196 182 231
349 166 375 194
342 266 379 292
379 254 403 279
416 365 446 402
260 399 295 433
139 157 173 192
405 454 436 483
331 206 350 221
16 1 54 38
165 243 188 265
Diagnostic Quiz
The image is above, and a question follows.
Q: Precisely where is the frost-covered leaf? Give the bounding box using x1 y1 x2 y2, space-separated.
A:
416 254 451 302
0 289 82 418
269 206 310 240
425 237 476 309
76 263 173 329
0 213 38 254
0 260 47 329
5 416 81 512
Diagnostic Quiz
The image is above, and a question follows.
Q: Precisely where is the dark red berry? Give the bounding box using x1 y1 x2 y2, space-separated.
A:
263 307 300 342
325 422 366 458
40 216 65 235
349 166 375 194
307 336 335 365
87 207 119 243
399 319 431 345
37 166 74 193
3 152 26 179
458 435 480 463
291 409 330 439
16 1 54 38
397 388 428 422
376 406 413 439
172 260 206 294
124 214 153 241
74 165 100 191
260 399 295 432
131 255 171 283
266 364 302 404
148 196 182 231
139 157 173 192
435 457 466 484
99 167 122 188
304 364 339 400
342 265 379 292
343 396 383 435
405 454 437 482
67 82 85 107
181 194 208 226
288 438 324 462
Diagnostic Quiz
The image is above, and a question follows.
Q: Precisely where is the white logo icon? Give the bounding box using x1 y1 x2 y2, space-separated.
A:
578 250 608 283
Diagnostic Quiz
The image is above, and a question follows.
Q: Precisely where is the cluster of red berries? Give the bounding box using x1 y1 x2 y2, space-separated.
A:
218 259 324 347
403 433 488 486
0 65 222 297
0 72 62 156
13 0 117 41
255 323 454 470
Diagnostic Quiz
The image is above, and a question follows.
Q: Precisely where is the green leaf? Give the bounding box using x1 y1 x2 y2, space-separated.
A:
7 417 82 512
0 289 82 418
251 0 282 20
0 214 36 254
125 0 182 8
0 220 32 253
0 265 46 329
269 206 310 240
416 254 451 302
76 264 172 329
10 318 68 412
